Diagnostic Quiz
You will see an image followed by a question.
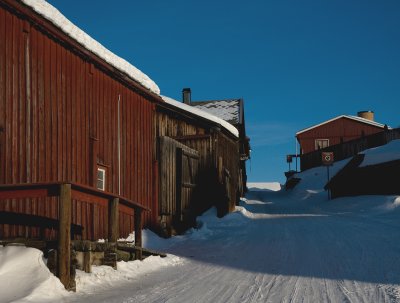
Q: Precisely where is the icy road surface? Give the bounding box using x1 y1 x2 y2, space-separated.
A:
5 174 400 303
66 184 400 303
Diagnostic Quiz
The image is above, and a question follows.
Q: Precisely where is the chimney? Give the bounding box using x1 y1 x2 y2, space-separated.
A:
182 88 191 105
357 110 374 121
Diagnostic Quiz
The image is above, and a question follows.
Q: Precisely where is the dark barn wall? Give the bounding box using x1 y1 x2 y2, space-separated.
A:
0 1 156 239
328 159 400 199
155 105 240 233
297 118 383 154
215 132 240 213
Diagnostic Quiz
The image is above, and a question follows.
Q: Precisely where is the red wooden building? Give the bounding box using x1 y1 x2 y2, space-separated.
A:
294 111 391 171
0 0 162 241
0 0 245 243
296 111 387 155
0 0 248 289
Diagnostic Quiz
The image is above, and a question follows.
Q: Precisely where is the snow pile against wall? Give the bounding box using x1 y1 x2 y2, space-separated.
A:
293 158 350 192
0 244 182 303
161 96 239 137
75 255 183 295
0 246 67 303
21 0 160 95
360 139 400 167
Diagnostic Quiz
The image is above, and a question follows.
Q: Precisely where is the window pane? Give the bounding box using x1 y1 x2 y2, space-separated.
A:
97 170 103 180
97 168 106 190
97 179 103 190
315 139 329 150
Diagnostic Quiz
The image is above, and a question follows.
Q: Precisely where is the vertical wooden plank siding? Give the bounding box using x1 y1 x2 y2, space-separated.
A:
155 107 241 230
58 184 71 289
0 3 156 240
0 7 5 239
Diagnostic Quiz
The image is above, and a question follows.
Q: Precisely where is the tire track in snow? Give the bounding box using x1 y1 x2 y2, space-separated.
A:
67 189 400 303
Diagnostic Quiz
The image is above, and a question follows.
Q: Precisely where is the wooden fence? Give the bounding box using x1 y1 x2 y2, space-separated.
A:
300 128 400 171
0 182 148 288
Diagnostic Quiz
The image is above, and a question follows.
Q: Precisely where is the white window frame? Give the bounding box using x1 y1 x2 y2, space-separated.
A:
97 167 106 191
315 139 329 150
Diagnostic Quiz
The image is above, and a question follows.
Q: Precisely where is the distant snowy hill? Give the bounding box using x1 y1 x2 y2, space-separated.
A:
247 182 281 191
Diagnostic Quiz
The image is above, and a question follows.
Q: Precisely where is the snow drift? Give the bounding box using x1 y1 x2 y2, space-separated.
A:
0 246 67 303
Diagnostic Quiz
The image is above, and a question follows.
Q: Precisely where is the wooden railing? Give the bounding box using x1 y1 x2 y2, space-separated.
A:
0 182 149 289
300 128 400 171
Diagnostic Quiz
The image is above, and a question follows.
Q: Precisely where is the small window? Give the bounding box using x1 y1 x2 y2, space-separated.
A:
315 139 329 150
97 167 106 191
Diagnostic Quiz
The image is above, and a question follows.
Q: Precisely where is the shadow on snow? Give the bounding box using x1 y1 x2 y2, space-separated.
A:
161 188 400 286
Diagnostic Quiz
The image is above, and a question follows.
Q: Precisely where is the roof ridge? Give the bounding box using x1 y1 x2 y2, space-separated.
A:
296 115 388 136
191 99 241 103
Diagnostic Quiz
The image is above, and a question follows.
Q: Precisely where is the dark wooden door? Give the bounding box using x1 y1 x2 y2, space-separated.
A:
175 147 199 222
158 136 199 228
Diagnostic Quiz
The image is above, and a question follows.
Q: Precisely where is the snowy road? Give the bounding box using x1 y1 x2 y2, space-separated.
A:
67 183 400 303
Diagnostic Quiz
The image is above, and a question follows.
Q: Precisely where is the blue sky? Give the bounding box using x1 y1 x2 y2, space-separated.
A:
47 0 400 183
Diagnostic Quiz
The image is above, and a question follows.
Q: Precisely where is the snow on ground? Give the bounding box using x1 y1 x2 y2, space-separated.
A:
3 154 400 302
0 246 67 303
360 139 400 167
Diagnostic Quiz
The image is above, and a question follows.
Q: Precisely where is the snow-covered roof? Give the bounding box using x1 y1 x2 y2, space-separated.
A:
296 115 389 136
21 0 160 95
161 96 239 137
359 139 400 167
191 99 241 125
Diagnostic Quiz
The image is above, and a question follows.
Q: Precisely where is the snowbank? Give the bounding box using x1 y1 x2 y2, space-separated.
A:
122 229 180 251
0 244 182 303
161 96 239 137
293 157 350 192
75 255 183 295
360 139 400 167
21 0 160 95
0 246 67 303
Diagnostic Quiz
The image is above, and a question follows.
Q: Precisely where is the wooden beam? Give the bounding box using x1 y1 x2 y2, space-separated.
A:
0 182 150 212
58 183 72 289
108 197 119 243
175 148 183 221
117 243 167 258
172 134 211 141
134 208 142 260
218 156 223 183
0 211 83 235
0 187 59 199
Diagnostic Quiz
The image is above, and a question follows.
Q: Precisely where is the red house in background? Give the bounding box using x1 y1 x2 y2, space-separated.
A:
296 111 388 155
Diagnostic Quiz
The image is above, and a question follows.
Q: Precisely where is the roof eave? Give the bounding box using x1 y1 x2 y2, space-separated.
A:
296 115 387 136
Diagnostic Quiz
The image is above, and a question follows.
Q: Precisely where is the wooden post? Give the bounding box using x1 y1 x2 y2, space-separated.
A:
152 160 159 227
58 184 72 289
108 197 119 243
176 148 183 221
83 251 91 273
134 208 142 260
218 156 223 183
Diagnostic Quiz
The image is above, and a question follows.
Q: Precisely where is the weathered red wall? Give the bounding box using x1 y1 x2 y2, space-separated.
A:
0 1 157 239
297 117 383 154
